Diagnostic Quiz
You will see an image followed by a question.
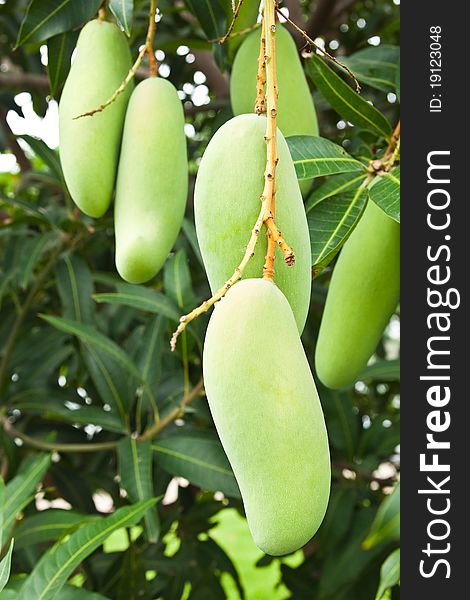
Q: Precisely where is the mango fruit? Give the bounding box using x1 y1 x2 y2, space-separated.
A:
315 201 400 389
203 278 331 556
114 78 188 284
230 25 318 195
194 113 311 333
59 19 133 218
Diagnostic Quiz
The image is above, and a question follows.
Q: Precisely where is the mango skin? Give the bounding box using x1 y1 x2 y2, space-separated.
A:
315 201 400 389
194 113 311 333
59 19 133 218
203 279 331 556
114 78 188 283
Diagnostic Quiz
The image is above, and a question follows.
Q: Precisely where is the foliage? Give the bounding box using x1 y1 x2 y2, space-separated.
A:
0 0 400 598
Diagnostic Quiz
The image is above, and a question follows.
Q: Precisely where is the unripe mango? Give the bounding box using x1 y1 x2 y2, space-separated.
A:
203 279 331 556
315 201 400 389
194 113 311 332
59 19 133 218
114 78 188 283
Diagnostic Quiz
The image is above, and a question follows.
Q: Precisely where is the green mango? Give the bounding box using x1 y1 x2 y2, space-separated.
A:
230 25 318 194
315 201 400 389
194 113 311 333
204 278 331 556
59 19 133 218
114 78 188 283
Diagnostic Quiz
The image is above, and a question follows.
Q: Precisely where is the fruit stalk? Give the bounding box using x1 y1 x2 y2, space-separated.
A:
75 0 158 119
254 15 267 115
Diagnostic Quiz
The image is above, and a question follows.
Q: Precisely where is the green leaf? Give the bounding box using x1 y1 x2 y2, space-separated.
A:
19 136 63 181
93 283 180 321
153 433 240 499
308 178 368 276
3 454 51 539
40 315 146 422
316 487 357 552
19 232 57 290
55 254 94 323
182 218 204 268
321 389 360 460
369 167 400 223
164 249 195 311
307 53 392 138
135 317 165 410
118 438 159 542
16 0 102 47
341 45 399 93
47 30 79 97
184 0 226 41
109 0 134 36
13 510 88 550
359 359 400 382
306 173 366 212
363 484 400 549
286 136 364 180
0 540 14 593
17 499 157 600
376 549 400 599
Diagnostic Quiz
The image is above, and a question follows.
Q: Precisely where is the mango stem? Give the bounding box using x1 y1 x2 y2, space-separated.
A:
220 0 246 45
74 0 158 119
254 15 267 114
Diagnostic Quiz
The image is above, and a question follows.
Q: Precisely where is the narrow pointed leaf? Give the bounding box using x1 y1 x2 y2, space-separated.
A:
93 284 180 321
55 254 94 324
118 438 159 542
0 540 14 593
109 0 134 36
307 53 392 138
363 484 400 549
164 249 195 311
47 30 79 97
287 135 364 180
16 0 102 47
153 433 240 498
306 172 366 212
359 359 400 382
369 166 400 223
3 454 51 539
17 499 157 600
341 45 399 93
19 136 63 181
13 510 88 550
377 549 400 598
308 180 368 276
19 232 57 290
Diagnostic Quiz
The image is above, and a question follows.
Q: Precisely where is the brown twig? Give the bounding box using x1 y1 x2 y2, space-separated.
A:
219 0 245 45
138 380 204 442
275 5 361 93
74 0 158 119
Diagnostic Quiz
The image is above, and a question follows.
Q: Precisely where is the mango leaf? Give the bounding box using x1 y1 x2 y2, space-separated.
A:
363 484 400 549
13 510 87 550
11 388 124 433
306 173 366 212
17 499 157 600
184 0 226 41
376 549 400 599
153 433 240 498
287 136 364 180
164 249 196 311
3 454 51 540
0 541 14 593
359 359 400 382
307 53 392 138
109 0 134 36
369 167 400 223
55 254 94 324
308 179 368 276
93 284 180 321
341 45 399 93
316 487 357 552
47 30 79 97
118 438 159 542
19 136 63 181
18 232 57 290
182 218 204 268
321 389 360 460
16 0 102 47
134 317 165 410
